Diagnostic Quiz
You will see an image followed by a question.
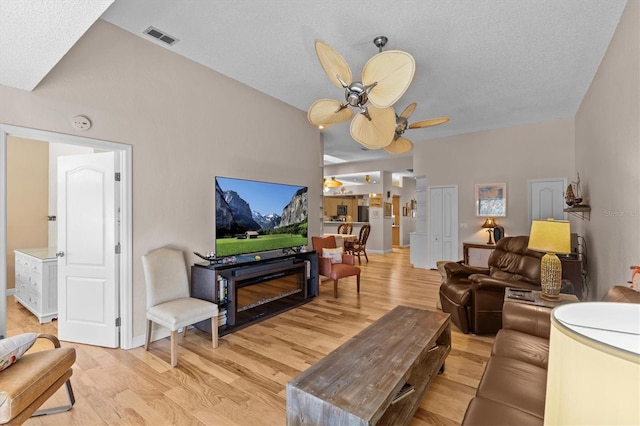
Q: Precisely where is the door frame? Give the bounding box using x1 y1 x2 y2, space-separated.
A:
0 124 133 349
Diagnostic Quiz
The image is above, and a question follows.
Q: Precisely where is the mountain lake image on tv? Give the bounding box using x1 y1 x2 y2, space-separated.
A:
215 176 308 257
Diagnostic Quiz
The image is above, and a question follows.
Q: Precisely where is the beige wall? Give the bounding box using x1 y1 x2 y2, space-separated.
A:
413 118 575 258
0 19 322 342
574 0 639 299
7 136 49 289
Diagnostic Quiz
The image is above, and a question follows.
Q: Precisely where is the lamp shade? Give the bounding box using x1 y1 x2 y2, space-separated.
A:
528 219 571 254
481 217 497 229
323 177 342 188
545 302 640 425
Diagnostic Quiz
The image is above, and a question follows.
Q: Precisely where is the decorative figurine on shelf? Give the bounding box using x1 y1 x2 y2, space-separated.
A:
566 173 584 207
565 183 575 207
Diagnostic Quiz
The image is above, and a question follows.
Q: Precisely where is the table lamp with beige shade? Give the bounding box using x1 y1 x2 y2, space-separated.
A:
527 219 571 300
545 302 640 425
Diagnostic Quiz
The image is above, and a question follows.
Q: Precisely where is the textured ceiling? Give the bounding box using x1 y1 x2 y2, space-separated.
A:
0 0 113 91
0 0 628 166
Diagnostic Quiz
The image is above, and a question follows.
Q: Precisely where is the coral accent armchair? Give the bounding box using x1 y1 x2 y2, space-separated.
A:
311 236 361 298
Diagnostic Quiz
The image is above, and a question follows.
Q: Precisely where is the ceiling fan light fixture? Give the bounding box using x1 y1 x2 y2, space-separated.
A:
350 105 396 149
384 136 413 154
308 37 416 148
408 116 451 129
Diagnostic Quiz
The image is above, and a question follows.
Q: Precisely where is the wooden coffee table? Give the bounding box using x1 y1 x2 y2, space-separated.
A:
286 305 451 425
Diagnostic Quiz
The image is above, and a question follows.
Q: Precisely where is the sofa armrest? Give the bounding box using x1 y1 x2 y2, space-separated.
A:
318 256 332 277
470 275 538 292
340 253 356 265
605 285 640 303
502 301 551 339
444 262 489 279
37 333 62 348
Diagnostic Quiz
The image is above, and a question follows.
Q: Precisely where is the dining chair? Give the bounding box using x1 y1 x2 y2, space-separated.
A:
142 247 219 367
311 236 361 298
345 224 371 264
337 222 353 234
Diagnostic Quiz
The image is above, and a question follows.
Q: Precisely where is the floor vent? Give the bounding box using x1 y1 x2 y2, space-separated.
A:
143 26 179 46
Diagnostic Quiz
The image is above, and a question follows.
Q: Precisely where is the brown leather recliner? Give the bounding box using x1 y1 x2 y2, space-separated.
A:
439 236 543 334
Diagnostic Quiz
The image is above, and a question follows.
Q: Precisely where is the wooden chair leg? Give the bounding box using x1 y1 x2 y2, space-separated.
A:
357 275 360 293
333 279 339 298
170 330 178 367
144 320 152 351
183 326 188 338
363 250 368 263
211 316 219 348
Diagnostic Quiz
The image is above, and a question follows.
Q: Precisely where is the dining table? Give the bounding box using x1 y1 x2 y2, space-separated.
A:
323 233 358 249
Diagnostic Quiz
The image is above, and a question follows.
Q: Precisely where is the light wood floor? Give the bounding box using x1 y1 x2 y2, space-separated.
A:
8 248 494 426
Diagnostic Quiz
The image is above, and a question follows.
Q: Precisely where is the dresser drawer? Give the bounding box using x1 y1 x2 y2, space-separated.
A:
14 248 58 323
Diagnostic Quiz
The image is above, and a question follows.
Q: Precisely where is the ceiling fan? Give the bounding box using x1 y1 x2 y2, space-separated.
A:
307 36 415 149
384 103 450 154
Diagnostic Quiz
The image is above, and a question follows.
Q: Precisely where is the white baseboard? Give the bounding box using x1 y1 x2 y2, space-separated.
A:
130 326 191 349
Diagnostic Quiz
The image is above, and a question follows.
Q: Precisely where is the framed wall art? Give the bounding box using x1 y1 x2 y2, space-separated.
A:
475 183 507 217
384 202 392 217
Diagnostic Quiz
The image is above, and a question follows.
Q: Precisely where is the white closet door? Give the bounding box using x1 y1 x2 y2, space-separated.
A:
428 186 458 269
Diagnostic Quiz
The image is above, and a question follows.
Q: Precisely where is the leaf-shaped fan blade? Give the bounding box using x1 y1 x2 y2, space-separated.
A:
362 50 416 108
408 117 450 129
400 103 417 119
315 40 353 89
308 99 353 126
349 106 396 149
384 136 414 154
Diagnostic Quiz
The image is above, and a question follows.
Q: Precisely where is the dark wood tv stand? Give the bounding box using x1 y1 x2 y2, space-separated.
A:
191 251 318 336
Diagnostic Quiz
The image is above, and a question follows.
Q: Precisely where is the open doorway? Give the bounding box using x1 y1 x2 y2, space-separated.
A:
0 124 132 348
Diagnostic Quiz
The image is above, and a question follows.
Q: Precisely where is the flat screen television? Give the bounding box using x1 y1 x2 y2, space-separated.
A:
215 176 308 257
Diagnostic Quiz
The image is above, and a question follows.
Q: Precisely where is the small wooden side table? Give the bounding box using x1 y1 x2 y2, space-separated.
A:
504 287 579 308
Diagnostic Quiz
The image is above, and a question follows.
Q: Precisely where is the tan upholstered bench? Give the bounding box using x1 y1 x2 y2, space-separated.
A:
0 334 76 425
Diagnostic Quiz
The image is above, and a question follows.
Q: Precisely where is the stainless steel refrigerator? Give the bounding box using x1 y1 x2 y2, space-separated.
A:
357 206 369 222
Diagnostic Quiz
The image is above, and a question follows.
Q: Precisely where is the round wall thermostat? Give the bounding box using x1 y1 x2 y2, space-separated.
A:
72 115 92 131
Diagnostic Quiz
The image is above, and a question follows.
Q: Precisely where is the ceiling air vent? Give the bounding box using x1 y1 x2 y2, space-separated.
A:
143 26 178 46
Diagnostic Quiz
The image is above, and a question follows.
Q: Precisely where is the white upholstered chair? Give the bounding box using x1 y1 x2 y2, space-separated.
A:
142 247 218 367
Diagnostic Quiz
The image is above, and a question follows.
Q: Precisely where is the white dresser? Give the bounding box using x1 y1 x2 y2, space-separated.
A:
14 248 58 323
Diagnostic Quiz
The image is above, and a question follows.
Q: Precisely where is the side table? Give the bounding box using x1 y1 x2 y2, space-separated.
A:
504 287 579 308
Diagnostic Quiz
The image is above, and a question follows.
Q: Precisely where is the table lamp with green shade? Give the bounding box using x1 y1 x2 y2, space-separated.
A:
527 218 571 300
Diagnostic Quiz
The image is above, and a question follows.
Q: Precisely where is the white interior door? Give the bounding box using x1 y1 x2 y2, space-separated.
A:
428 186 458 268
529 178 567 223
57 152 119 347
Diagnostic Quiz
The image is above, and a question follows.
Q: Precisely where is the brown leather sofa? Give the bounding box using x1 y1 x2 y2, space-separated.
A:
440 236 542 334
462 286 640 425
